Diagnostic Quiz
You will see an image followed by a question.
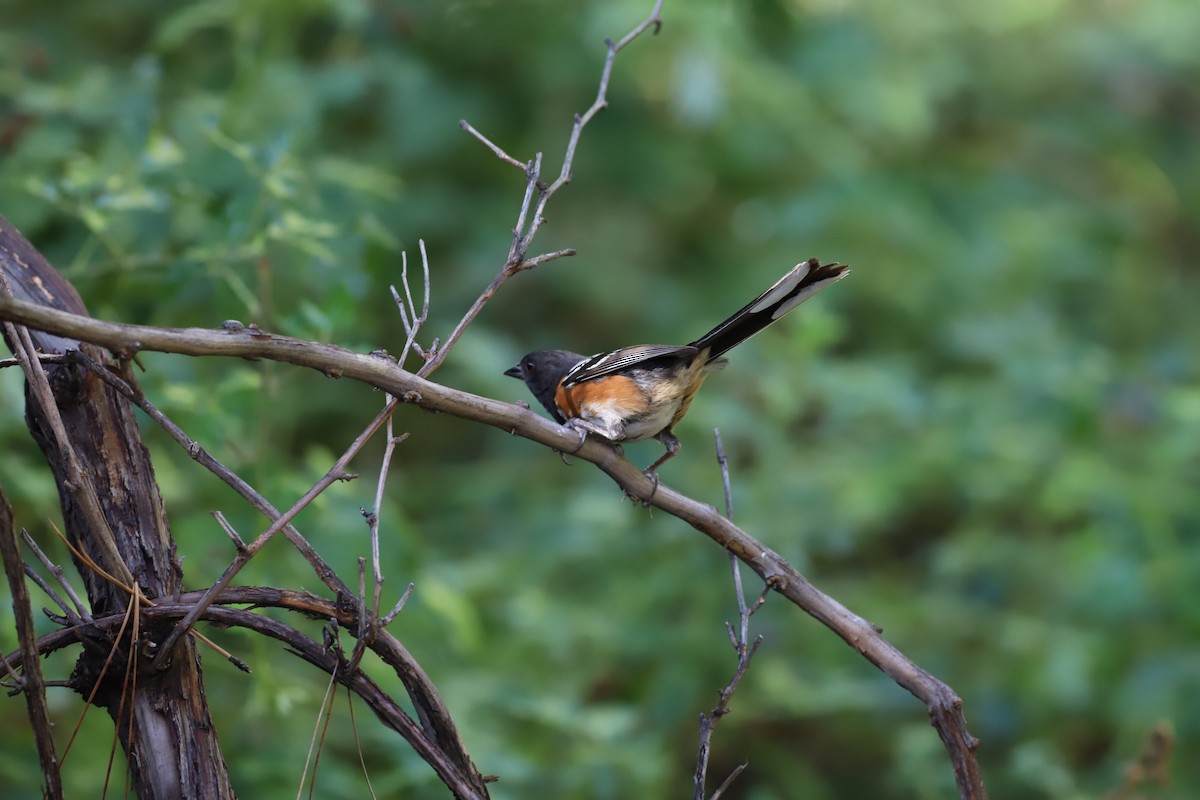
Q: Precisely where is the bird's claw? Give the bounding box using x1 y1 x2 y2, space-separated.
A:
642 468 660 502
553 425 590 466
622 468 660 508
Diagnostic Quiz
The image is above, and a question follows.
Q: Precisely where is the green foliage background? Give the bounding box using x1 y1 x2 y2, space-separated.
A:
1 0 1198 797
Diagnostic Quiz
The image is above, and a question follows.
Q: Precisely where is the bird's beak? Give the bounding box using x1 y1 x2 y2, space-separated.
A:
503 364 522 379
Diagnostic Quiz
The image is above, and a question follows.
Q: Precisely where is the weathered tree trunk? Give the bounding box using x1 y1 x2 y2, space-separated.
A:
1 215 236 799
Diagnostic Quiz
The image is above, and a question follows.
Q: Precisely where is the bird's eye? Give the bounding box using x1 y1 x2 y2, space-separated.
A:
524 359 535 372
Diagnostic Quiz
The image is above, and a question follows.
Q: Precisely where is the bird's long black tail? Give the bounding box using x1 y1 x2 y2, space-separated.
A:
689 258 849 360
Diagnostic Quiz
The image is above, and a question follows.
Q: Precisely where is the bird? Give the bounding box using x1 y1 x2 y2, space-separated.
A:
505 258 849 475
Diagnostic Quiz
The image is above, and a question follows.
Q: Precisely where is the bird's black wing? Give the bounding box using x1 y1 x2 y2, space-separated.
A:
562 344 699 386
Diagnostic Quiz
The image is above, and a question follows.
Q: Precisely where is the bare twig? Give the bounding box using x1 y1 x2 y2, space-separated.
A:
508 152 543 265
695 429 764 800
22 562 83 626
0 352 67 369
368 417 409 613
345 558 371 675
521 248 578 269
544 0 665 200
714 429 734 521
381 582 415 627
391 242 431 367
418 151 543 379
708 763 747 800
212 511 248 553
346 403 410 674
457 120 527 171
0 490 64 799
21 528 92 622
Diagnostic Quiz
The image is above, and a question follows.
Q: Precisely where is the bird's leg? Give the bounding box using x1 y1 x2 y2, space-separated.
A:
563 417 625 454
634 429 680 502
645 429 680 475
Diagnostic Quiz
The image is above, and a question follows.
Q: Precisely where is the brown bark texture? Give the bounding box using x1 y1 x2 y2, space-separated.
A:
1 215 237 799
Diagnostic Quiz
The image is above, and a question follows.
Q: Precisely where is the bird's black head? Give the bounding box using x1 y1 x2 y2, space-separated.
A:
504 349 585 423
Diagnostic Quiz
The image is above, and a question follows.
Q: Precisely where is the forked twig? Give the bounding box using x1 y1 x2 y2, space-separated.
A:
391 241 431 367
21 528 92 622
695 429 766 800
427 0 664 378
22 562 83 626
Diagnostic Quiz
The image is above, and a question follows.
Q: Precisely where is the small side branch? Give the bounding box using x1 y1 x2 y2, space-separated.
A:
390 242 432 367
21 528 92 623
0 352 67 369
521 249 577 269
694 430 765 800
458 120 527 171
349 404 411 671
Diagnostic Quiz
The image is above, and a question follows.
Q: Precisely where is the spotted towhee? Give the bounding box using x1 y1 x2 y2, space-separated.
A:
505 258 849 474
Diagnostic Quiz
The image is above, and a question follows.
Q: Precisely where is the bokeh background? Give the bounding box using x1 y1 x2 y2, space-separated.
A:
1 0 1197 797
